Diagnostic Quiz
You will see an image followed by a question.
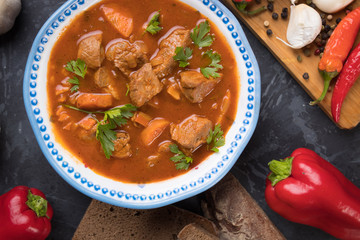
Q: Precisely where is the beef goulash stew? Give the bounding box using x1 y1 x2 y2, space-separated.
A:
47 0 239 183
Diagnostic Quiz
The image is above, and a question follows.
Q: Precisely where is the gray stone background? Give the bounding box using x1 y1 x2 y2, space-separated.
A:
1 0 359 239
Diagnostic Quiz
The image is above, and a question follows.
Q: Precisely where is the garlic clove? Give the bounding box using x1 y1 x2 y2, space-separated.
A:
277 3 322 49
0 0 22 35
312 0 354 14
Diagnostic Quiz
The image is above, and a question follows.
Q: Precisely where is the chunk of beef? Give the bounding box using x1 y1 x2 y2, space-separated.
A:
170 115 212 150
112 132 132 158
179 71 221 103
56 78 72 103
77 32 105 68
106 39 148 76
94 67 121 100
151 29 191 79
76 115 97 141
76 93 113 110
55 77 71 95
94 67 110 88
129 63 163 107
55 105 71 123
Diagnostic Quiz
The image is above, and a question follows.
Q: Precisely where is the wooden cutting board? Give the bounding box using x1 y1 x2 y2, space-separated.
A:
222 0 360 129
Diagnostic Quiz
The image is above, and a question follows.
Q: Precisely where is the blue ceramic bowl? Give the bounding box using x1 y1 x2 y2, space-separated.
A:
23 0 261 209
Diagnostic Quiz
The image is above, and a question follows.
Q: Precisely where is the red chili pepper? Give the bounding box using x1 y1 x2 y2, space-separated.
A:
0 186 53 240
311 7 360 105
265 148 360 240
233 0 266 15
331 42 360 123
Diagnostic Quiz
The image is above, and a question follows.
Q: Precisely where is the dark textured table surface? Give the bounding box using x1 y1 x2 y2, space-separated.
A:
1 0 359 239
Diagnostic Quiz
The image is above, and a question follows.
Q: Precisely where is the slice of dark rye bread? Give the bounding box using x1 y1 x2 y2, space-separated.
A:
73 173 284 240
202 173 286 240
72 200 218 240
177 223 219 240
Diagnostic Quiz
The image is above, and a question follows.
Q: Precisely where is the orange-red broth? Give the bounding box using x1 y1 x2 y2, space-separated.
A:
47 0 239 183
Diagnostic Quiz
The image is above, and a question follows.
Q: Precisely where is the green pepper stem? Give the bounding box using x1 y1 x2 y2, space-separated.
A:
234 2 266 16
243 6 267 15
26 190 49 218
268 157 294 186
310 70 338 105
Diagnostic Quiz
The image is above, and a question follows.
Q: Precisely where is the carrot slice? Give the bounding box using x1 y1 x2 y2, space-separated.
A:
100 4 133 38
133 111 153 127
77 116 97 130
76 93 113 110
141 118 170 146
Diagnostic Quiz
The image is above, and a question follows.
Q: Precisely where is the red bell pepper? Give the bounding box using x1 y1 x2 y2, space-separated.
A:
0 186 53 240
233 0 266 15
331 42 360 123
265 148 360 240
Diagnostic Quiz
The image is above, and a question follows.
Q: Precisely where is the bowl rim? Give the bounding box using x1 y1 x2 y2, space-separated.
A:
23 0 261 209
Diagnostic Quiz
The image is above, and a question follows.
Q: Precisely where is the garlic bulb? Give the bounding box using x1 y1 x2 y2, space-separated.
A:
277 1 322 49
0 0 22 35
312 0 354 14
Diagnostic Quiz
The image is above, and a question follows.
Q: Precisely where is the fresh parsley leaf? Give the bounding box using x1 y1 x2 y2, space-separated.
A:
201 67 220 79
96 122 117 159
200 50 223 78
204 50 222 69
68 76 80 93
104 108 125 127
65 59 87 78
175 161 192 171
169 144 193 170
118 104 137 119
173 47 193 67
191 21 214 48
146 11 162 35
65 59 87 92
70 85 79 93
98 105 137 158
67 76 79 85
63 104 137 159
207 124 225 152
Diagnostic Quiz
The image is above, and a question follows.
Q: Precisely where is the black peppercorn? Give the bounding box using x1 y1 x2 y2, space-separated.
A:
319 47 325 53
282 7 288 13
267 3 274 12
321 32 329 40
310 3 316 8
266 29 273 36
315 38 322 47
322 19 326 26
303 72 309 80
281 12 288 19
324 24 331 32
272 12 279 20
336 18 342 24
